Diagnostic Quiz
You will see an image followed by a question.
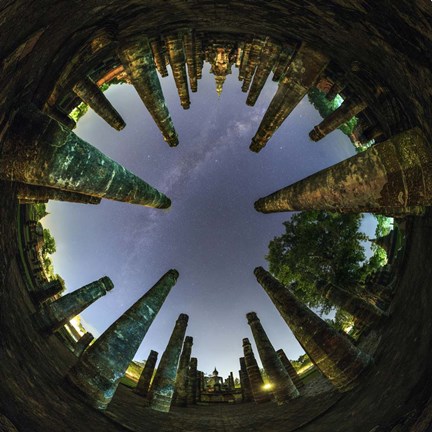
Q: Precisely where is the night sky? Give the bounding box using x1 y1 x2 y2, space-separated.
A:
44 63 360 379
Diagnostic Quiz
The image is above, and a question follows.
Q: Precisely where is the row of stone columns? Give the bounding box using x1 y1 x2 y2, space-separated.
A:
61 269 179 410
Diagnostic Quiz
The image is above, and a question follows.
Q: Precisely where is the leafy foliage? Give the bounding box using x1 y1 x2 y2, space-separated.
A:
308 87 358 137
266 211 368 313
42 228 56 255
69 102 89 123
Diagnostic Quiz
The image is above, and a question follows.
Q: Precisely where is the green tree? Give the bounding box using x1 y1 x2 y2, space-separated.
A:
42 228 56 255
266 211 368 313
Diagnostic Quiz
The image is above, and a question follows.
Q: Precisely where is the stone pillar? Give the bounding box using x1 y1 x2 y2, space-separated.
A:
32 279 64 304
229 372 235 390
118 39 178 146
309 96 367 141
239 357 253 402
250 43 329 153
150 39 169 77
186 357 198 405
134 350 158 397
254 267 371 391
236 42 245 68
361 125 386 144
66 269 179 410
194 36 204 80
200 371 205 391
46 105 76 130
272 44 295 82
241 38 264 93
149 313 189 412
74 332 94 357
16 183 101 205
325 80 346 101
35 276 114 334
1 106 172 208
72 76 126 131
183 30 198 92
276 349 304 389
246 39 281 106
238 42 252 81
165 34 190 109
174 336 193 407
254 128 432 214
317 282 387 327
246 312 299 404
242 338 270 403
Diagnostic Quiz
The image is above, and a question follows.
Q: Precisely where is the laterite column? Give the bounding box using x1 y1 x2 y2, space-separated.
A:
239 357 253 402
250 43 329 152
134 350 158 397
186 357 198 405
254 128 432 214
35 276 113 334
67 270 179 409
174 336 193 407
276 349 304 389
150 314 189 412
254 267 371 391
242 338 270 403
309 96 367 141
32 279 64 304
246 312 299 404
1 106 171 208
74 333 94 358
118 38 178 146
72 76 126 131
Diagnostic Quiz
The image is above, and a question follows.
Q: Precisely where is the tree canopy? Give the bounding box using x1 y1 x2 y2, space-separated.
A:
266 211 369 314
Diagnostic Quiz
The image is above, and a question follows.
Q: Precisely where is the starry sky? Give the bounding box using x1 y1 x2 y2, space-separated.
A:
44 62 364 379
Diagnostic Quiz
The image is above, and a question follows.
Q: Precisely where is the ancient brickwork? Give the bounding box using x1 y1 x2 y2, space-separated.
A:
255 128 432 214
276 349 305 390
174 336 194 407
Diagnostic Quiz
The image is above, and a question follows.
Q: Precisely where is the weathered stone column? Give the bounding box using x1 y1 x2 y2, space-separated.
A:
246 39 281 106
1 106 172 208
183 30 198 92
254 267 371 391
46 105 76 130
150 39 169 77
32 279 64 304
66 269 179 410
118 39 178 146
239 357 253 402
194 37 204 80
242 338 270 403
17 183 101 205
325 79 346 101
174 336 193 407
186 357 198 405
199 371 205 392
250 43 329 153
309 96 367 141
254 128 432 214
238 42 252 81
165 34 191 109
276 349 304 390
246 312 299 404
134 350 158 397
317 282 387 327
74 332 94 358
149 313 189 412
241 38 264 93
72 76 126 131
35 276 113 334
272 44 295 82
229 372 235 390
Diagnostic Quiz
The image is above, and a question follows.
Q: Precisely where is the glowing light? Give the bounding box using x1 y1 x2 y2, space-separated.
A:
263 383 272 390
